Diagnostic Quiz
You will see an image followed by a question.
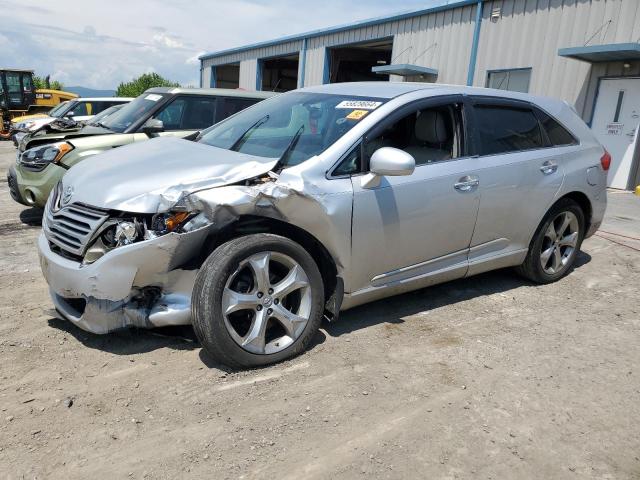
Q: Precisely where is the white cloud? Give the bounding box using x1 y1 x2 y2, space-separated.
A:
0 0 438 89
152 32 185 49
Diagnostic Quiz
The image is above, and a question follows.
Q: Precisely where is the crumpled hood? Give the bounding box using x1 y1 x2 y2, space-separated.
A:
21 125 112 152
60 125 111 137
62 136 278 213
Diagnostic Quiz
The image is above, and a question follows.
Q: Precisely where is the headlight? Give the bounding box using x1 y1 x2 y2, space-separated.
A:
19 142 73 170
181 212 212 232
12 121 35 130
151 211 192 234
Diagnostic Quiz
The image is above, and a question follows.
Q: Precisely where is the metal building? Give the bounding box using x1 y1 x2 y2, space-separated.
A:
199 0 640 190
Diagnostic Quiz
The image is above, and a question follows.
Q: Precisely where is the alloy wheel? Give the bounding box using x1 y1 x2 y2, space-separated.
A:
221 251 312 355
539 211 579 275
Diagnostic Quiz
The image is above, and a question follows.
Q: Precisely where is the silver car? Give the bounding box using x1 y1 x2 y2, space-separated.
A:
38 82 608 368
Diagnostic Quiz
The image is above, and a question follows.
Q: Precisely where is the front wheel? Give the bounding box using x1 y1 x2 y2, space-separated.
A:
192 234 325 368
516 198 585 284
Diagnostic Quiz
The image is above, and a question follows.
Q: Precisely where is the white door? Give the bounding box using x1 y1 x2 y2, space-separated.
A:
591 78 640 189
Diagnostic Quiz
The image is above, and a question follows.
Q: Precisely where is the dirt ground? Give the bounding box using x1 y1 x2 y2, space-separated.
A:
1 140 639 480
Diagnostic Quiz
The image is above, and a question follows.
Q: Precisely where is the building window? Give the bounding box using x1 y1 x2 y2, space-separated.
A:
486 68 532 93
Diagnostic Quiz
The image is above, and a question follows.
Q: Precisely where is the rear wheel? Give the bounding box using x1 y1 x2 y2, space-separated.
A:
192 234 325 368
516 198 585 284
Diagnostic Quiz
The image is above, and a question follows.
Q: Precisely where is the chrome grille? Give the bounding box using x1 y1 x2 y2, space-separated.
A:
43 185 109 257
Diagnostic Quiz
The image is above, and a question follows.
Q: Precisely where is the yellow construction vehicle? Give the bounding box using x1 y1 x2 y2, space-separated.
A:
1 69 77 139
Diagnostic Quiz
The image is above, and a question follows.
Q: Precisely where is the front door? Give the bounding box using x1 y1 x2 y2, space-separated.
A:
349 97 480 292
591 77 640 189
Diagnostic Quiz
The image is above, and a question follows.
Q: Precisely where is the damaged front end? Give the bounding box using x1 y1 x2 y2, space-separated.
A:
39 183 213 333
38 137 350 334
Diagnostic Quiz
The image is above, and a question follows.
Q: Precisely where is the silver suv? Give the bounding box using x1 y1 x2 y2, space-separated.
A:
38 82 608 368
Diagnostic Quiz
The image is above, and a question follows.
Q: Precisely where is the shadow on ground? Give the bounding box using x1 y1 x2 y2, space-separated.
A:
47 318 199 355
20 207 43 226
45 251 591 367
325 251 592 337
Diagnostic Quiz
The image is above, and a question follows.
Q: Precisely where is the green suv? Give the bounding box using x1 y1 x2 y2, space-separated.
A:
8 87 275 207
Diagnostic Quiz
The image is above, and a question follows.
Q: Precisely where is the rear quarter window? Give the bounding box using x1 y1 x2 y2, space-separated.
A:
474 105 544 155
536 109 578 146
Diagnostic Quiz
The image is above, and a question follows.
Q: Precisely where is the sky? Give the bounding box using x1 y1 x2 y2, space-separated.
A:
0 0 448 90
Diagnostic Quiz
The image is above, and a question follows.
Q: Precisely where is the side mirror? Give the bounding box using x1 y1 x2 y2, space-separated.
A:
370 147 415 176
142 118 165 138
65 111 75 118
362 147 415 188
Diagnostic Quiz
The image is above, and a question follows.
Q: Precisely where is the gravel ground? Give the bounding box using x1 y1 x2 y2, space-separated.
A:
1 140 639 479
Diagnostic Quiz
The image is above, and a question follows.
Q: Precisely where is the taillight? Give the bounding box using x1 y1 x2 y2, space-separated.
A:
600 150 611 171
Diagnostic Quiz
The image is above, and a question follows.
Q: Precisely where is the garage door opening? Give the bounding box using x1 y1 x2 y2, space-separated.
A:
214 64 240 89
260 54 299 92
327 39 393 83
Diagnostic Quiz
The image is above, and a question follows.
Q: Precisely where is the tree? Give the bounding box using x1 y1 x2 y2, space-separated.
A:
116 72 180 97
33 75 64 91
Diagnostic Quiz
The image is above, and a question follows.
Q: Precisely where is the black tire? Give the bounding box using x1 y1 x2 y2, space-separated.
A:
516 198 585 284
192 233 325 369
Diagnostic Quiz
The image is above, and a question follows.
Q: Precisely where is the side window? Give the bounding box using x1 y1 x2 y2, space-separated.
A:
154 98 187 130
474 105 543 155
6 72 22 105
536 110 577 146
217 98 258 122
486 69 531 93
22 74 33 92
333 144 362 176
92 102 110 115
70 102 90 116
364 103 463 167
180 97 218 130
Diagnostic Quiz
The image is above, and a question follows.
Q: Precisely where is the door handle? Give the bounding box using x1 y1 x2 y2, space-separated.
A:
540 161 558 175
454 175 479 192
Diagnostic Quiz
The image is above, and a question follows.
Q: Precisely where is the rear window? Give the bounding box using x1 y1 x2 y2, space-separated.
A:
475 105 544 155
536 110 577 146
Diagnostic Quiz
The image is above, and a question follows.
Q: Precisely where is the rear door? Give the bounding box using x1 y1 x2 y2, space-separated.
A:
465 97 566 274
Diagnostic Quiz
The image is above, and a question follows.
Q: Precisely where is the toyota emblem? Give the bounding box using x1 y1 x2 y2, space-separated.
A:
62 185 74 205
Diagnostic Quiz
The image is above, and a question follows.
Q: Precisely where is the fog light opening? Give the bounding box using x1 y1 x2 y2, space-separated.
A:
24 189 36 205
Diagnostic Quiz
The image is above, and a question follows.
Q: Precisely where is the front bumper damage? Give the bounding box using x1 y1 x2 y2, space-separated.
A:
38 226 209 334
38 138 353 334
12 132 26 147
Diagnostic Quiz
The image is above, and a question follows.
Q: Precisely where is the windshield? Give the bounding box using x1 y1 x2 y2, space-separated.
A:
51 100 77 118
88 104 123 126
101 92 167 133
48 102 69 117
198 92 387 167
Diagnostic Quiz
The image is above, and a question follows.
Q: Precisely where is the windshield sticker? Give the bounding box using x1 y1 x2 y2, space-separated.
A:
144 94 163 102
345 110 369 121
335 100 382 110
